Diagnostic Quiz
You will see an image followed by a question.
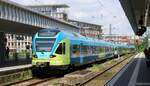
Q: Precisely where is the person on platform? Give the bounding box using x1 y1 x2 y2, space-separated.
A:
144 47 150 67
6 46 10 60
147 47 150 60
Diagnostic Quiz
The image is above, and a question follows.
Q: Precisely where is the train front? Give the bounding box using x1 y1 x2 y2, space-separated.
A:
32 29 70 70
32 29 59 68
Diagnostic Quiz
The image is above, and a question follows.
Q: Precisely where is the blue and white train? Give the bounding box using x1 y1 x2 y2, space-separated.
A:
31 28 135 69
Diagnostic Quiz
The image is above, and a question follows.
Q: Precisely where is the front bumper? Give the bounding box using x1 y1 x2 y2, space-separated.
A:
32 64 69 70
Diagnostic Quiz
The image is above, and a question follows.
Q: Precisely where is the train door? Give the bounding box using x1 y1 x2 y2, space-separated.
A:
50 39 70 66
80 43 83 64
61 38 70 65
71 44 81 65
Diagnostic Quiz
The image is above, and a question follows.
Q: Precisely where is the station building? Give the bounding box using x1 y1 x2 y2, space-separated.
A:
5 4 69 52
27 4 69 21
5 34 32 52
102 35 142 45
68 20 102 39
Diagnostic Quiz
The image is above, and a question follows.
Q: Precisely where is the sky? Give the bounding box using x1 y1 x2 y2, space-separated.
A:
10 0 135 36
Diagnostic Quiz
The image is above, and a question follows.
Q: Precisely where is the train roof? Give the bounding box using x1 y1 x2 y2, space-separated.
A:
60 30 115 47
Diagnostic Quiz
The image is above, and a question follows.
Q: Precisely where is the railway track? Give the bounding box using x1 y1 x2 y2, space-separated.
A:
7 77 55 86
56 54 135 86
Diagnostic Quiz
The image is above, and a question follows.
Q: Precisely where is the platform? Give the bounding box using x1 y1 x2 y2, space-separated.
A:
0 64 32 76
105 53 150 86
0 64 31 72
0 58 31 68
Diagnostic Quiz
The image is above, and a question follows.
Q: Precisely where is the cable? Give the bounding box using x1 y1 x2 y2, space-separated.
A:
97 0 104 7
97 0 118 20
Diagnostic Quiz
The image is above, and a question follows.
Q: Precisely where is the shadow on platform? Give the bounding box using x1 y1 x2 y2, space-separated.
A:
0 58 31 68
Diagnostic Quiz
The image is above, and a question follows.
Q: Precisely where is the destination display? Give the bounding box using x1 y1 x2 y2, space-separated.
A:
38 29 59 37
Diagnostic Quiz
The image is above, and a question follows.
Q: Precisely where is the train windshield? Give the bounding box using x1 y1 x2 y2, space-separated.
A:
35 38 55 52
38 29 59 37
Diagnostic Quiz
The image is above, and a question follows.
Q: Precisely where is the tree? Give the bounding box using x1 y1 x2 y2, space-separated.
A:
135 37 148 52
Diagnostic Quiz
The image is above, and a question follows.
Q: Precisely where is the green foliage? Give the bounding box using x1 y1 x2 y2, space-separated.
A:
136 37 148 52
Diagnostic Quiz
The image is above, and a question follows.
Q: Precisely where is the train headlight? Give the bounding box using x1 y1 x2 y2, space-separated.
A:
33 55 37 58
50 55 56 58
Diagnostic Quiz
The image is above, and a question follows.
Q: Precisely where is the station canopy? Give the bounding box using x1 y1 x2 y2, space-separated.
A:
119 0 149 33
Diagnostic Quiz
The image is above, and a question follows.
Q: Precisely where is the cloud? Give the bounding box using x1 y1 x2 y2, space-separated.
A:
75 0 97 4
73 12 88 19
10 0 134 35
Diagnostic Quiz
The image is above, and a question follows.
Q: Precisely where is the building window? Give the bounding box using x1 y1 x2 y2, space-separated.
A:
8 43 10 46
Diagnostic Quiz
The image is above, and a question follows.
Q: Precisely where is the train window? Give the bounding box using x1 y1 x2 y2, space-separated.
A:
55 43 63 54
88 46 92 55
93 46 99 54
73 45 80 50
36 38 55 52
99 47 105 53
81 45 88 55
92 46 97 54
55 43 65 55
72 45 80 57
105 47 110 52
63 43 65 54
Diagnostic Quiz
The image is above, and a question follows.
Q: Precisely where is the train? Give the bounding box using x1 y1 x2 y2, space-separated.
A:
31 28 135 71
